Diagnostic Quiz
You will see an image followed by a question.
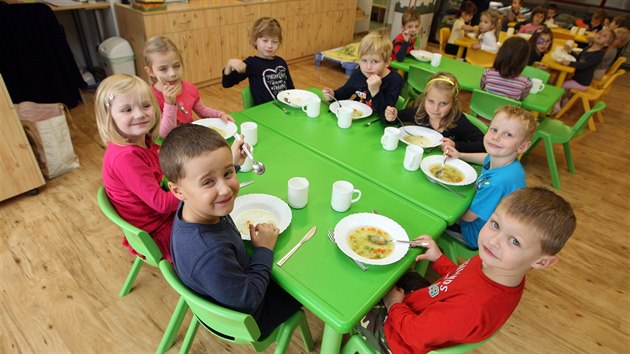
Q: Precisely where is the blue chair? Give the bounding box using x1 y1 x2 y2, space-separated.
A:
242 86 255 110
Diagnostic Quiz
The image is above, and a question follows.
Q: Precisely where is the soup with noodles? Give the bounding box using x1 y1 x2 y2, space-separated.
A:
429 164 464 183
403 135 431 147
352 108 363 118
348 226 394 260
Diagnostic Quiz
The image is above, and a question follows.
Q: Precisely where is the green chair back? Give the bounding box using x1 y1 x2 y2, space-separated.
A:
522 65 551 83
437 233 479 265
463 112 488 134
469 89 521 122
242 86 255 110
395 95 408 110
407 65 433 96
158 260 314 353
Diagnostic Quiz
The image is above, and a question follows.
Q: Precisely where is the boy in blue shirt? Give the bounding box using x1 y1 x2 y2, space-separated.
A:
160 124 302 338
444 105 537 248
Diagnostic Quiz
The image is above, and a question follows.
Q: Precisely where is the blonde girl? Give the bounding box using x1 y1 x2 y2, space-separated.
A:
96 74 179 262
472 9 501 53
384 72 485 152
144 36 233 138
222 17 295 106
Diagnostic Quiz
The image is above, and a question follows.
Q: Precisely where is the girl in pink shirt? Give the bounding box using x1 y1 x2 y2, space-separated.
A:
96 74 179 262
144 36 234 138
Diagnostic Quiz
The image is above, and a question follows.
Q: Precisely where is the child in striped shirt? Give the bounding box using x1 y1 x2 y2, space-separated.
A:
480 37 532 101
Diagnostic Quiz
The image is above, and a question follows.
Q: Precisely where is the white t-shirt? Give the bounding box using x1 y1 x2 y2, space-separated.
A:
448 17 467 44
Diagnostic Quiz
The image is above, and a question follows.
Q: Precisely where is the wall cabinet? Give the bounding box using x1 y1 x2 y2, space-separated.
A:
115 0 356 87
0 75 45 202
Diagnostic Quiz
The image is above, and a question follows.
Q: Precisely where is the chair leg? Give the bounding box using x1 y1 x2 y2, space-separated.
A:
119 257 143 297
156 296 189 354
596 110 604 124
297 311 315 352
179 316 200 354
555 93 579 119
580 97 596 131
563 143 575 173
543 138 561 189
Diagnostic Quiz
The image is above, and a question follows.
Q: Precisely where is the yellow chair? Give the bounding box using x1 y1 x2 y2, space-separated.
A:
554 70 625 131
439 27 455 58
591 57 626 89
464 48 495 68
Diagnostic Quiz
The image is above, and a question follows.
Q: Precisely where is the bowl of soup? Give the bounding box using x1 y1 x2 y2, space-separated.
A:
420 155 478 186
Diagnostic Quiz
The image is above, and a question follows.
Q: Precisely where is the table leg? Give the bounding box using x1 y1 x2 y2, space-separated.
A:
555 71 567 87
456 46 464 59
321 324 344 354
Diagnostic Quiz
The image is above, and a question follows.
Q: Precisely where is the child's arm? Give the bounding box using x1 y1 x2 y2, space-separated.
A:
222 58 248 88
249 223 279 251
393 34 414 62
371 73 403 118
231 135 247 167
192 101 234 123
160 104 179 138
445 146 487 165
443 114 485 153
330 70 363 101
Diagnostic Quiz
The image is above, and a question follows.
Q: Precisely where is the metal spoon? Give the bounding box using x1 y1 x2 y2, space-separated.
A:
367 234 429 247
435 152 448 178
330 95 343 109
427 178 466 199
395 115 417 137
234 134 266 175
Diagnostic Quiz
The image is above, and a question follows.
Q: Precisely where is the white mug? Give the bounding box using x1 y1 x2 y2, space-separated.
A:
288 177 309 209
331 180 362 212
506 27 515 36
578 27 586 36
240 122 258 146
530 78 545 94
430 53 442 67
570 26 579 34
380 127 400 151
336 106 353 129
240 155 253 172
403 145 424 171
302 98 321 118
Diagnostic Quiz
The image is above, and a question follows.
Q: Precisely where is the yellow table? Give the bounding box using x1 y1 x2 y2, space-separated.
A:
551 27 590 43
541 52 575 87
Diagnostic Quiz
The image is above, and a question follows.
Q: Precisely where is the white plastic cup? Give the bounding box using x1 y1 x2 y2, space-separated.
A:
570 26 579 34
529 78 545 94
380 127 400 151
578 27 586 36
288 177 309 209
430 53 442 67
403 145 424 171
506 27 515 36
331 181 362 212
336 106 353 129
301 98 321 118
240 122 258 146
240 155 253 172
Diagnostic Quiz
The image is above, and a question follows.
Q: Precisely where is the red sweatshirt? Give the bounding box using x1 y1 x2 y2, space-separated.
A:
384 255 524 353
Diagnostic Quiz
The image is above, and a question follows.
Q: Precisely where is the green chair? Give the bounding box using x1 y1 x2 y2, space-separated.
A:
469 89 521 122
341 329 499 354
522 101 606 189
407 65 433 98
242 86 255 110
159 260 314 354
97 187 185 353
522 65 551 83
395 95 408 110
463 112 488 134
437 232 479 265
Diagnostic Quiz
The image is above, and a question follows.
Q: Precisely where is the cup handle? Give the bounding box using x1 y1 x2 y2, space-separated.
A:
540 83 545 91
302 105 308 113
380 135 387 145
351 189 362 203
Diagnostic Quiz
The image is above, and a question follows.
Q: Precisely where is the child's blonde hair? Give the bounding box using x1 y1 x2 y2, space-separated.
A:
493 105 538 140
497 187 576 255
414 72 461 130
599 28 617 47
402 8 421 26
143 35 182 84
359 31 393 62
250 17 283 47
95 74 161 146
480 9 501 40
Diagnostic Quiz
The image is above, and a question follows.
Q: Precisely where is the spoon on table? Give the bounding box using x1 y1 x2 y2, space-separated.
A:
234 134 266 175
427 178 466 199
367 234 429 247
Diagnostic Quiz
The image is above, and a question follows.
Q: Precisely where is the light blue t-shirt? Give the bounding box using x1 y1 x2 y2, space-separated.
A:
461 155 526 248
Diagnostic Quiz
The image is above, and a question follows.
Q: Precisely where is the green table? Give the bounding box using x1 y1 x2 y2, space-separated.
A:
237 93 477 225
232 113 446 353
390 56 565 115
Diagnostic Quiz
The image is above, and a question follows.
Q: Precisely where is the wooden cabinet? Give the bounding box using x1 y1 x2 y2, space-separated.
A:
0 74 45 202
115 0 356 87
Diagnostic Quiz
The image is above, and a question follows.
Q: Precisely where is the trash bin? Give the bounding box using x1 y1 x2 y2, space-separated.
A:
98 37 135 76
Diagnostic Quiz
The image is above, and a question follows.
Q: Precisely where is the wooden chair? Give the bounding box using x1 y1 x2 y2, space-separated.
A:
439 27 455 58
159 260 314 354
97 187 185 353
591 57 627 89
469 89 522 123
523 102 606 189
464 48 496 68
554 70 625 131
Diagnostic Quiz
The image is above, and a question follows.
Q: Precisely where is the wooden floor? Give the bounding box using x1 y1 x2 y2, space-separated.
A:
1 56 629 353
